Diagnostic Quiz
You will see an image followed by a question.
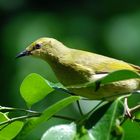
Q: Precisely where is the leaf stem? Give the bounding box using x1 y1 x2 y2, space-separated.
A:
0 105 76 128
76 101 84 116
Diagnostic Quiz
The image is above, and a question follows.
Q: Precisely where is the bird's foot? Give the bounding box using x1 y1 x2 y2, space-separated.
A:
124 98 132 118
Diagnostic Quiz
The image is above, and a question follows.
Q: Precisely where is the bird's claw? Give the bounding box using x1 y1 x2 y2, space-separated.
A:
124 98 132 118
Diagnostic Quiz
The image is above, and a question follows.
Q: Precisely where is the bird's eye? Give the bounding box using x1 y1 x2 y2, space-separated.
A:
35 43 41 49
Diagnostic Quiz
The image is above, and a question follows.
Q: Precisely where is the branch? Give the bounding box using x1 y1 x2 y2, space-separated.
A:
0 106 39 114
0 105 76 128
0 114 40 127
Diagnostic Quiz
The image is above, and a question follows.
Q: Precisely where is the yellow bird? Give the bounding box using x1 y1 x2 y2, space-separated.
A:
16 37 140 101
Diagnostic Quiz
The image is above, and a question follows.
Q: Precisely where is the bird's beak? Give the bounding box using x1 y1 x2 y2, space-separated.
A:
16 50 31 58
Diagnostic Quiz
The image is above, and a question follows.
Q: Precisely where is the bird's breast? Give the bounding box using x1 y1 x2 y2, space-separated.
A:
49 60 91 86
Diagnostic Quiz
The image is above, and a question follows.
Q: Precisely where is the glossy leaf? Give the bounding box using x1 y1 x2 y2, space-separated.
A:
0 112 8 129
0 121 24 140
87 70 140 87
20 73 54 107
100 70 140 85
41 123 76 140
123 120 140 140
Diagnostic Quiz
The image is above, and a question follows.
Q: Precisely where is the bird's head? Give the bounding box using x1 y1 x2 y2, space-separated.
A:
16 37 57 59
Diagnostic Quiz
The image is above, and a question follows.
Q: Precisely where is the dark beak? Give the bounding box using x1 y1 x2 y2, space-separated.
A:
16 50 31 58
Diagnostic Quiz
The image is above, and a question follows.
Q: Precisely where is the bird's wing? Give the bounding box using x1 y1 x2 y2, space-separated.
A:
71 50 137 74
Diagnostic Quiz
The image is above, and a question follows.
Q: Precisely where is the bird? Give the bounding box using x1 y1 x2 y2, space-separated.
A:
16 37 140 101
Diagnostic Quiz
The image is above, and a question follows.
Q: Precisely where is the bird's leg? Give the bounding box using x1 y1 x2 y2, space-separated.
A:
54 87 84 115
95 81 101 91
94 72 108 91
124 97 132 118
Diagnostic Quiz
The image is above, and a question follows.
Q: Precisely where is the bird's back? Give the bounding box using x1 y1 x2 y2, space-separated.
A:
69 48 140 74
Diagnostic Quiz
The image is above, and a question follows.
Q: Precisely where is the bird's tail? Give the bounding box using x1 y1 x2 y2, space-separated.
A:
129 63 140 73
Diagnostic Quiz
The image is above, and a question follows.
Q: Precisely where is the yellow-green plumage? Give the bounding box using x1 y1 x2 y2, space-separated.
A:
17 37 140 100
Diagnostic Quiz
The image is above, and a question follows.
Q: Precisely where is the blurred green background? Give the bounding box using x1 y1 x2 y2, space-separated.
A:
1 0 140 139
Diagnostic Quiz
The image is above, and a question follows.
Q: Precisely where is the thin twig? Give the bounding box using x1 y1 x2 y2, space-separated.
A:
0 108 76 128
76 100 106 125
0 114 39 126
87 100 105 116
76 101 84 116
0 114 76 128
0 106 40 114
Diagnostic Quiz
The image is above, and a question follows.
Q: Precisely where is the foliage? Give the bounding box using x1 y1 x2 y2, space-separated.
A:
0 70 140 139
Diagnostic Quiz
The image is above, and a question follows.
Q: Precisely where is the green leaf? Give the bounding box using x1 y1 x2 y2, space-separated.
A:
87 70 140 87
41 123 76 140
20 73 54 107
0 112 8 122
100 70 140 85
123 120 140 140
0 112 9 129
41 99 124 140
16 96 80 139
90 98 124 140
0 121 24 140
66 70 140 89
